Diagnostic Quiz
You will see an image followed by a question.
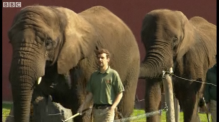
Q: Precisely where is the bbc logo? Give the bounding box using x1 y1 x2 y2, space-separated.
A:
3 2 22 8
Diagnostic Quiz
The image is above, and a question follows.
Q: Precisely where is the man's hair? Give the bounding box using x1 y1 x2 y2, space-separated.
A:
95 48 111 58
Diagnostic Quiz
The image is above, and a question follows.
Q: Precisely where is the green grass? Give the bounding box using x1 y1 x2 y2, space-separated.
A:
130 109 210 122
2 103 210 122
2 102 13 122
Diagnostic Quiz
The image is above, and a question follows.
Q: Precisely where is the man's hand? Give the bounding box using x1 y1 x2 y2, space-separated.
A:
77 92 93 115
110 92 123 112
84 107 93 119
77 105 84 115
109 105 116 112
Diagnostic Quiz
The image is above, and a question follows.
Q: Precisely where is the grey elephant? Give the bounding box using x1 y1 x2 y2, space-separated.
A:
139 9 216 122
8 5 140 122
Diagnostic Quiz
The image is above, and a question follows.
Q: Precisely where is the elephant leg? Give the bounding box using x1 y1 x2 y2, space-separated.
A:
179 91 200 122
70 92 93 122
175 78 203 122
145 78 162 122
70 69 92 122
117 73 139 122
70 85 83 122
71 86 92 122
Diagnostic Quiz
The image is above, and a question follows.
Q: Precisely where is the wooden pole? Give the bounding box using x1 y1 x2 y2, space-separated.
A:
163 70 175 122
174 97 180 122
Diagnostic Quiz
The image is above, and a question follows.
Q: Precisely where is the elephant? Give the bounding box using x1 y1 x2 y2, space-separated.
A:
139 9 216 122
8 5 140 122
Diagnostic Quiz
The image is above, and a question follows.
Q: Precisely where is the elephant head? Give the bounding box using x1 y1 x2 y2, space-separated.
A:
8 5 96 122
139 9 216 79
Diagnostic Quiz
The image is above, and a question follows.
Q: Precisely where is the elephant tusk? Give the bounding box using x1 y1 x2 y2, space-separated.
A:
169 67 173 74
37 77 42 85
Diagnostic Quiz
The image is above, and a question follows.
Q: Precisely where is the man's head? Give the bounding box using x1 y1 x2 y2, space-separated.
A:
96 48 110 68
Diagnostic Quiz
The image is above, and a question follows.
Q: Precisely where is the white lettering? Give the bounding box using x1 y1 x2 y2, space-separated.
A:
3 2 22 8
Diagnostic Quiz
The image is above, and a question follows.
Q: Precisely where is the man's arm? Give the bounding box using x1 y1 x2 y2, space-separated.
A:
111 92 123 110
78 92 93 114
111 71 125 110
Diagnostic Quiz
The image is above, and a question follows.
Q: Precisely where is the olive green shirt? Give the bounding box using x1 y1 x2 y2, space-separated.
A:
86 67 125 104
204 64 217 103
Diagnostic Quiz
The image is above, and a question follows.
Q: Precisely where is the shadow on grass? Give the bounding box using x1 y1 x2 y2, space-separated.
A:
2 103 12 110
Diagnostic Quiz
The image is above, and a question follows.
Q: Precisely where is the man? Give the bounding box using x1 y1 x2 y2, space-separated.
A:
78 48 125 122
200 55 217 122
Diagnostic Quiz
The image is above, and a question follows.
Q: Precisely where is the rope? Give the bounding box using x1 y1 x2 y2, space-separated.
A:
48 113 63 116
114 110 162 122
172 74 217 87
135 95 145 102
3 112 64 117
3 103 169 121
2 115 14 117
2 109 165 122
113 105 168 122
163 71 217 87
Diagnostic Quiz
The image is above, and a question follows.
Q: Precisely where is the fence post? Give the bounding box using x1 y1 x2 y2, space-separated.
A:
174 97 180 122
163 69 175 122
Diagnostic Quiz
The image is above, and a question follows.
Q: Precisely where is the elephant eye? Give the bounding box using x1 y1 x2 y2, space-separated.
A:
173 36 178 42
172 36 178 49
173 36 178 44
45 39 53 50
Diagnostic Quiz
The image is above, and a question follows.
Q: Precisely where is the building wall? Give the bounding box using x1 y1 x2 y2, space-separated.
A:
3 0 216 108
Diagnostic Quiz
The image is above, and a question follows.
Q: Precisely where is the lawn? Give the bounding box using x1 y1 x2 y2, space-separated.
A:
2 102 210 122
2 102 13 122
130 109 210 122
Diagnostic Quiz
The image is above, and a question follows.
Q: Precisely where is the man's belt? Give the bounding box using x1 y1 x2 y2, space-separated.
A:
93 104 112 109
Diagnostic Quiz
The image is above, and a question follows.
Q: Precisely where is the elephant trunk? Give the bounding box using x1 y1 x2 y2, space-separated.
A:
11 77 33 122
9 50 45 122
139 43 173 79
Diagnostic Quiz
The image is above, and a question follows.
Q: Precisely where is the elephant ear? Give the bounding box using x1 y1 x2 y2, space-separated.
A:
175 11 196 61
56 9 96 75
57 34 81 74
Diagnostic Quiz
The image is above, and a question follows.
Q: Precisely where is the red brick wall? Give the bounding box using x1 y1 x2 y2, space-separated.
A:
3 0 216 105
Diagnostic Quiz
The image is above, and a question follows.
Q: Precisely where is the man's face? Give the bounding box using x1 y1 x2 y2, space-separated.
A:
97 53 110 68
